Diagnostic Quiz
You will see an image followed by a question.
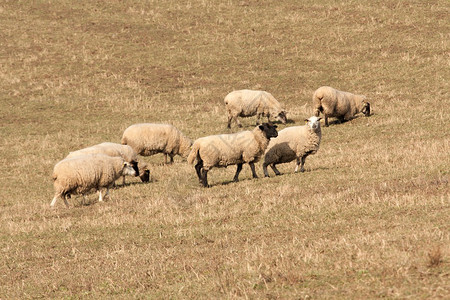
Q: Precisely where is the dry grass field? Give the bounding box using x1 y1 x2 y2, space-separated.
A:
1 0 449 298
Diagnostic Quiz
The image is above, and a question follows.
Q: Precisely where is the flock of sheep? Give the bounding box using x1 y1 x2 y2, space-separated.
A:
51 86 371 207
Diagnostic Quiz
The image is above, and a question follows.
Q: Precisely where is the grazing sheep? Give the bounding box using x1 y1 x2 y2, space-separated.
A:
263 116 322 177
312 86 370 127
50 154 137 208
121 123 192 164
187 123 278 187
224 89 287 128
66 142 142 184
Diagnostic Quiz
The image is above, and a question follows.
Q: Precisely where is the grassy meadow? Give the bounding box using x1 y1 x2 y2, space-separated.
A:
1 0 449 298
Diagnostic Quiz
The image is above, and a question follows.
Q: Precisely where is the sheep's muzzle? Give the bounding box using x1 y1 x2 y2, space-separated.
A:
362 103 371 116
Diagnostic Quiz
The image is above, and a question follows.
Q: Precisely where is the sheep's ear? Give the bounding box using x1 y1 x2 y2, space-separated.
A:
258 125 265 131
317 117 322 121
304 119 309 124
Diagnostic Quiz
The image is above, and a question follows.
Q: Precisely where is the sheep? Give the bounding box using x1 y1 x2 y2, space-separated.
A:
224 89 287 128
121 123 192 164
312 86 370 127
187 123 278 187
50 154 137 208
263 116 322 177
65 142 148 184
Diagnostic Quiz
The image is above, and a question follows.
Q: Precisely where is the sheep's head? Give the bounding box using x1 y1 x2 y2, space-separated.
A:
138 162 150 182
130 160 140 177
180 137 193 158
357 96 370 117
277 111 287 124
361 101 371 117
305 116 322 130
122 162 137 177
140 170 150 182
259 123 278 139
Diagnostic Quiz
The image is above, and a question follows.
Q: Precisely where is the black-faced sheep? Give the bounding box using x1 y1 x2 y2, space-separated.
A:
187 123 278 187
65 142 149 183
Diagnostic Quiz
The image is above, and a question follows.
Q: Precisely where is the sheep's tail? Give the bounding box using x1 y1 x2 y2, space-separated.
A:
312 91 323 116
187 143 200 164
121 136 127 145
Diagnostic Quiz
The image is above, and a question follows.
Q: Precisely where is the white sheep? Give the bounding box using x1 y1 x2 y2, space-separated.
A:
312 86 370 127
263 116 322 177
224 89 287 128
65 142 147 184
50 154 137 208
187 123 278 187
121 123 192 164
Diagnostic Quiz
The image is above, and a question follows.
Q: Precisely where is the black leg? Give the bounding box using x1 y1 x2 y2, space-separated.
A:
271 164 281 176
249 162 258 178
195 160 203 181
201 169 209 187
233 163 243 182
263 163 269 177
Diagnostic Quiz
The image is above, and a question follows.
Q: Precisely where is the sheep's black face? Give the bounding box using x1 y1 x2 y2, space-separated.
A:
140 170 150 182
277 111 287 124
361 102 371 116
259 123 278 139
131 161 140 177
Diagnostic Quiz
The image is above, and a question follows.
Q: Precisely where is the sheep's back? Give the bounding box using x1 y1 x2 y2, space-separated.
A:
197 131 254 167
122 123 175 155
53 155 124 194
225 90 266 116
265 126 308 163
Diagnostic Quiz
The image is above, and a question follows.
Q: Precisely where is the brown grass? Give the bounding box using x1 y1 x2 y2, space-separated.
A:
1 0 449 298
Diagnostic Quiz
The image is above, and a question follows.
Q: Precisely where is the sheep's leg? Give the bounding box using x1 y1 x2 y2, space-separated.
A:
104 187 110 200
50 194 59 207
98 189 103 202
201 168 209 187
164 154 168 164
270 164 281 176
235 117 243 128
249 162 258 178
227 114 232 129
233 163 243 182
195 160 203 182
122 175 126 185
324 115 329 127
294 157 300 172
295 156 307 173
169 154 174 164
263 163 270 177
256 114 261 125
63 195 70 208
314 109 321 117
